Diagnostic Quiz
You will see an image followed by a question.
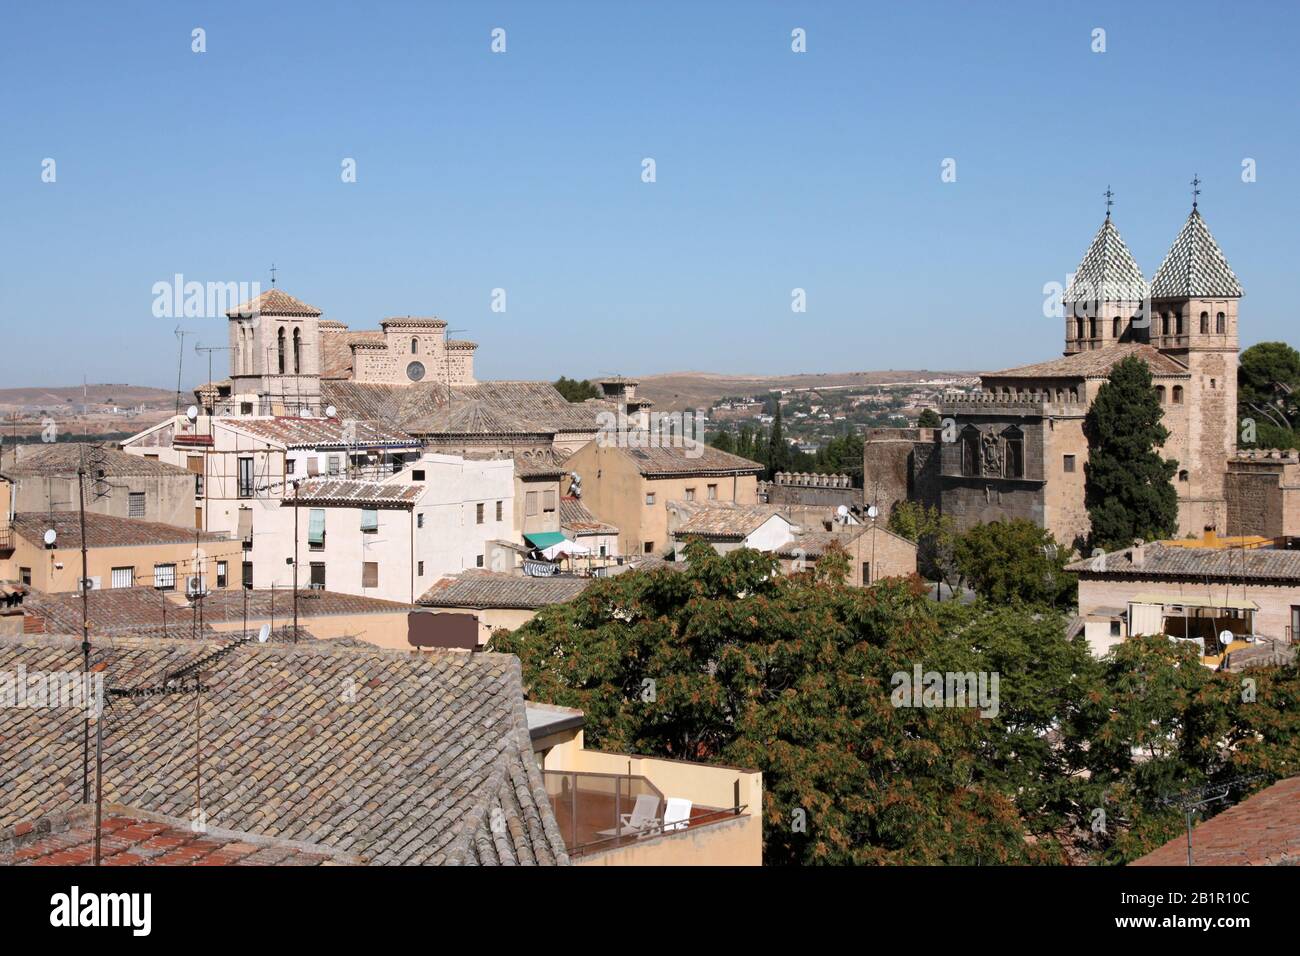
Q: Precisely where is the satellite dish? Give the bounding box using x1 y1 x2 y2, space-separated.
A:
866 504 879 520
325 405 337 419
257 623 271 644
836 505 849 517
186 405 199 422
43 529 57 547
1218 630 1234 647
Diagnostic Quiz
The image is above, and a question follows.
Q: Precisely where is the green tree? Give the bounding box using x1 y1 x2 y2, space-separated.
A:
917 408 942 428
1238 341 1300 449
1083 356 1179 550
553 376 600 402
887 501 958 588
766 403 792 478
708 430 736 454
952 519 1075 608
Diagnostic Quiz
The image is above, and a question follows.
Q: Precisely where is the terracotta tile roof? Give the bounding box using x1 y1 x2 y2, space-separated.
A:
1 804 358 865
513 450 569 479
1150 208 1244 299
24 588 220 639
2 443 190 479
224 288 322 318
987 344 1189 380
1131 776 1300 866
671 502 789 539
418 571 591 609
1064 217 1149 303
12 512 229 550
222 416 418 449
1066 543 1300 583
320 329 386 379
775 527 867 559
283 478 423 507
619 444 764 478
559 497 617 534
0 634 570 865
195 588 412 621
321 380 605 438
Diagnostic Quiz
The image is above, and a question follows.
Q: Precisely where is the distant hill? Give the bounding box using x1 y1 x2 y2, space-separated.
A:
612 370 980 412
0 384 177 412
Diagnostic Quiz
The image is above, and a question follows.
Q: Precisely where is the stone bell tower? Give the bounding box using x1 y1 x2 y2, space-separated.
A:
1148 199 1243 533
226 288 324 416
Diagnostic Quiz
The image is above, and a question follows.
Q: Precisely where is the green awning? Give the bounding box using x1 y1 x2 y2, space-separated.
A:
524 531 569 550
308 508 326 545
360 508 379 532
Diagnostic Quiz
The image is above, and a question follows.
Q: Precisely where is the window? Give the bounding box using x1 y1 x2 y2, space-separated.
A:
1210 378 1217 389
684 487 696 502
238 457 254 498
277 327 286 374
308 508 326 550
362 562 378 588
310 562 326 589
526 491 539 516
862 562 871 584
128 492 146 517
307 456 320 477
644 541 655 554
599 544 607 557
240 402 253 415
216 561 228 588
1002 426 1024 479
293 328 302 374
20 568 31 586
412 469 426 481
1063 454 1076 473
154 564 177 591
707 484 718 500
361 509 379 533
1179 470 1189 482
327 455 341 477
1200 311 1210 334
476 502 485 524
411 338 419 354
1089 317 1098 340
960 426 980 477
1074 317 1084 341
111 567 134 589
476 554 485 568
1112 316 1121 338
187 455 204 494
496 500 503 521
1176 313 1184 335
287 457 296 475
1155 386 1166 404
645 492 656 506
417 512 425 528
242 561 253 589
1161 313 1171 336
1172 385 1184 404
543 490 557 512
1216 311 1226 333
417 561 424 576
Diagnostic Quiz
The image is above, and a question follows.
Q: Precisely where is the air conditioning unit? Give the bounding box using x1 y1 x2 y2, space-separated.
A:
185 576 208 599
77 576 101 592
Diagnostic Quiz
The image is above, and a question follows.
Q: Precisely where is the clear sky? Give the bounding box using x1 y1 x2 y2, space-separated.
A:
2 0 1296 389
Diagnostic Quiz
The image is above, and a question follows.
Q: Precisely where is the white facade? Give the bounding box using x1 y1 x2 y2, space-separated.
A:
250 453 514 604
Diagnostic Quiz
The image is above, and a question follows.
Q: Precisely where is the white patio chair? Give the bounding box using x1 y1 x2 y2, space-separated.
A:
596 793 661 838
662 797 693 832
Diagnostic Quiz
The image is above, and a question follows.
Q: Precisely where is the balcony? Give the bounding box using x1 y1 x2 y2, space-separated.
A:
542 769 748 860
0 525 12 555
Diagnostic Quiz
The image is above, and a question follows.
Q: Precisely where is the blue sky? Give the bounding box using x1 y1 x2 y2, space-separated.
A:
2 0 1296 389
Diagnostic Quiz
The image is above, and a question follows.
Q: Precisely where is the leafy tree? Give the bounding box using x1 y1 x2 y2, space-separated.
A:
917 408 942 428
1238 341 1300 449
952 519 1075 608
708 430 736 454
553 376 600 402
887 501 958 588
766 403 793 478
1083 356 1178 550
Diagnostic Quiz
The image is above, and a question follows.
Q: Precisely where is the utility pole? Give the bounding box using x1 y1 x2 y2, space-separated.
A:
292 480 300 644
77 448 91 803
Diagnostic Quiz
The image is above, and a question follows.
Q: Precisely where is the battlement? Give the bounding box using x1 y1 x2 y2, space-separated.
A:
773 471 853 490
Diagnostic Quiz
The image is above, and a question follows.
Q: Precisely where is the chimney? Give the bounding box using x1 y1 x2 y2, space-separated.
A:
1202 525 1217 547
1130 540 1145 568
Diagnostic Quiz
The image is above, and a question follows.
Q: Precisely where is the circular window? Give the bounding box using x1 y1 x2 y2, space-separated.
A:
406 361 426 382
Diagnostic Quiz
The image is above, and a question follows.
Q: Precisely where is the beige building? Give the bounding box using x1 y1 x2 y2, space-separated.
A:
565 441 763 558
1067 538 1300 664
1 443 195 528
776 524 918 586
0 511 237 594
666 501 797 559
415 571 594 648
529 703 763 865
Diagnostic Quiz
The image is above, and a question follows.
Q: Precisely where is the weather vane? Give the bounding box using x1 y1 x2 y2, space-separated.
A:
1104 185 1114 219
1191 174 1201 209
270 263 278 286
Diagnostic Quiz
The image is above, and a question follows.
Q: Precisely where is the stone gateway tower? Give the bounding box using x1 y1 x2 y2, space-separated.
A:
875 197 1245 549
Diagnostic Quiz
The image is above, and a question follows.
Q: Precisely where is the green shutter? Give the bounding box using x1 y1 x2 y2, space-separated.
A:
308 509 326 545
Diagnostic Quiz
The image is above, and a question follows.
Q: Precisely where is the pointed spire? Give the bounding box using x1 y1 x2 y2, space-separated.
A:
1150 206 1243 299
1064 215 1148 304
